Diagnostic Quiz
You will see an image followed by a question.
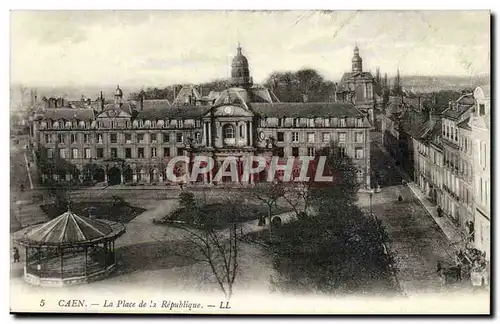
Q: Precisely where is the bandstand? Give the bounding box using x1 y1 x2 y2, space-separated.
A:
15 209 126 287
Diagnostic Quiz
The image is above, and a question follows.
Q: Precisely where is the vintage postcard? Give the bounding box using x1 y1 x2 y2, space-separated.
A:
9 10 491 314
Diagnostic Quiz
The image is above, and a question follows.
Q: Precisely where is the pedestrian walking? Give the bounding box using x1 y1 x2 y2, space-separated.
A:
437 205 443 218
20 184 25 192
398 195 403 202
13 247 20 263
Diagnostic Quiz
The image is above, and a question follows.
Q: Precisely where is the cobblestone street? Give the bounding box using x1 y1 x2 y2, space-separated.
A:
358 132 471 297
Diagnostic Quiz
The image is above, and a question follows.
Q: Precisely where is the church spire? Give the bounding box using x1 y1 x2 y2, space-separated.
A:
352 45 363 73
230 43 253 88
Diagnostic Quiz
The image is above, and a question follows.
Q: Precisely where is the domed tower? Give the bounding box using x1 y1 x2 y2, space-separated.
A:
230 43 253 88
352 45 363 73
114 85 123 104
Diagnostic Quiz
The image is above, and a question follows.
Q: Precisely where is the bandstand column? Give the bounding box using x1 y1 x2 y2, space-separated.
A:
84 246 88 276
37 247 41 273
60 247 64 279
104 242 108 268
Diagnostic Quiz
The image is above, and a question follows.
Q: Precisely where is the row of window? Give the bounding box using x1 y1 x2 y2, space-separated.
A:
261 117 365 128
40 119 202 130
442 123 459 142
44 132 198 145
40 116 367 131
276 131 364 144
47 146 186 160
275 145 364 159
48 145 365 161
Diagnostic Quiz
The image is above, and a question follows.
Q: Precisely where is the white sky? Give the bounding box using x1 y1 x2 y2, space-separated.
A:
10 10 490 88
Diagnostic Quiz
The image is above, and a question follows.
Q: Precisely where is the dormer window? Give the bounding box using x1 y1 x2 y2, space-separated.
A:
340 118 347 127
356 118 363 127
145 120 151 128
151 120 157 128
177 119 184 128
307 118 315 127
293 118 299 127
278 117 285 127
138 120 144 128
479 104 486 116
324 118 331 127
164 119 169 128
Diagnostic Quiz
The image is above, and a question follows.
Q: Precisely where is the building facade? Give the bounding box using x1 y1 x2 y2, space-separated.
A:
471 85 490 261
440 93 475 231
30 45 371 189
413 113 444 207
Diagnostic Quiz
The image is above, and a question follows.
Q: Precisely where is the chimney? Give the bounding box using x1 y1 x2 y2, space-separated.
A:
100 91 104 111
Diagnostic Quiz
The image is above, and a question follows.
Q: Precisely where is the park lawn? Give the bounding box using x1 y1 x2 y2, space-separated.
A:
40 202 146 223
159 203 293 229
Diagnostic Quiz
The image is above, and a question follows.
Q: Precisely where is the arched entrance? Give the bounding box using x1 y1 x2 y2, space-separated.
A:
123 166 133 183
94 168 105 183
107 167 121 185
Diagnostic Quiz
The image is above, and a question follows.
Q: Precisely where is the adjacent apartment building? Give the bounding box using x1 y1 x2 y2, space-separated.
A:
471 85 491 261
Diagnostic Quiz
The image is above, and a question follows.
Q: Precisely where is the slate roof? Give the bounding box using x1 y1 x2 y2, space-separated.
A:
17 210 126 246
103 102 134 115
457 117 472 131
249 102 363 118
135 104 210 119
140 99 171 110
443 94 474 120
40 108 95 121
66 101 91 109
213 87 280 106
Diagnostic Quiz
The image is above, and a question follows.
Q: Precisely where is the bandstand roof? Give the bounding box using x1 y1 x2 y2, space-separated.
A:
16 210 125 247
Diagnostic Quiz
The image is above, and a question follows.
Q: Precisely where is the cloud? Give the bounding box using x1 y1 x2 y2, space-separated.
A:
10 10 490 87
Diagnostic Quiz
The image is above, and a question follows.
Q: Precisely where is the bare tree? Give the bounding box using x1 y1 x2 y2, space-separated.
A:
174 223 239 299
155 200 241 300
281 181 313 219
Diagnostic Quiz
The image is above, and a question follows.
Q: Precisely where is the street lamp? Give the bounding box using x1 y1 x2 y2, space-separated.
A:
369 189 374 217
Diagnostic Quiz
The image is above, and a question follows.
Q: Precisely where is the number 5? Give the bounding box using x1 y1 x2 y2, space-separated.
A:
40 299 45 307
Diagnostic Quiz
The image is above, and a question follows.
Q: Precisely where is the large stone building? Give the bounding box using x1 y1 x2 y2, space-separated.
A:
30 44 371 188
